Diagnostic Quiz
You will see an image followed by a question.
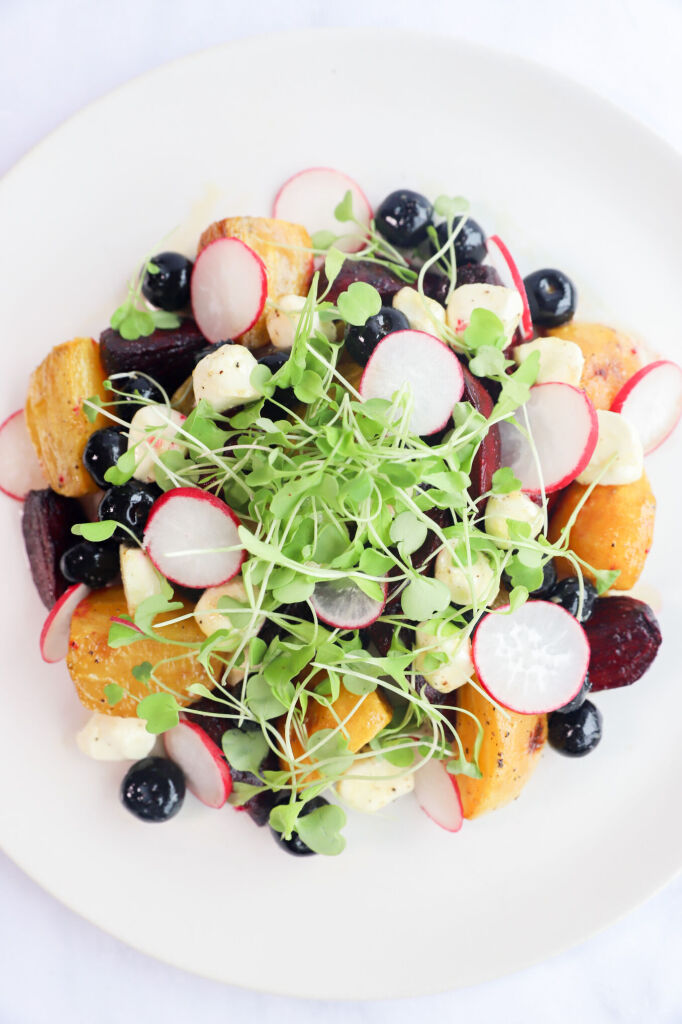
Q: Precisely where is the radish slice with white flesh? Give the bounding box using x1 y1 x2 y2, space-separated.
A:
610 360 682 454
191 237 267 343
40 583 90 663
473 600 590 714
273 167 372 252
414 758 463 833
359 330 464 436
498 382 598 495
164 720 232 809
0 409 47 500
310 578 387 629
144 488 244 588
485 235 533 339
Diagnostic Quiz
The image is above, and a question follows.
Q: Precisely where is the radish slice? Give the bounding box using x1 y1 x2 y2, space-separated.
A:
498 382 598 494
143 487 244 588
610 360 682 454
40 583 90 663
414 758 463 832
485 235 533 339
273 167 372 253
0 409 47 500
472 600 590 714
359 330 464 436
164 720 232 809
191 237 267 343
310 578 387 629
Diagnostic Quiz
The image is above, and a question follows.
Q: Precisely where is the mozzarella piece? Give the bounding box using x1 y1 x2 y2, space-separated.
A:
435 548 497 606
485 490 544 545
337 755 415 813
265 294 334 351
76 713 155 761
577 410 644 486
512 337 585 387
192 343 261 412
392 286 446 334
194 578 264 642
120 545 162 616
127 404 187 483
446 284 523 344
415 622 474 693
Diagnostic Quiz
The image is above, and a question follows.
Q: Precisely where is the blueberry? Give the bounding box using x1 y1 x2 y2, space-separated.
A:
82 427 127 488
60 541 119 588
548 700 602 757
141 251 193 312
344 306 410 366
433 217 487 266
98 481 160 541
549 577 598 622
375 190 434 248
192 338 234 367
503 559 557 599
121 756 185 822
115 375 165 423
555 673 592 715
257 348 296 419
523 269 576 328
269 795 329 856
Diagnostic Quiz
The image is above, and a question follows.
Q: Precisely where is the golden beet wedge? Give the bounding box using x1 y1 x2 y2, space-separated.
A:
198 216 313 349
546 322 642 411
548 473 655 591
67 586 214 716
25 336 108 496
279 683 392 784
455 682 547 819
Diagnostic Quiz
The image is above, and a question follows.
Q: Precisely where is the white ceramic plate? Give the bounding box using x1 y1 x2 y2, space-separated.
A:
1 29 680 1000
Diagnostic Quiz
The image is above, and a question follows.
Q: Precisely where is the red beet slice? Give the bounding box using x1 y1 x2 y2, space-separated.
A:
320 259 407 304
99 319 206 394
22 489 83 608
461 364 501 504
584 596 662 692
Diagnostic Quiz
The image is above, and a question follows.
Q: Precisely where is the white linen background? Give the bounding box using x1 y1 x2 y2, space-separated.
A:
1 1 681 1020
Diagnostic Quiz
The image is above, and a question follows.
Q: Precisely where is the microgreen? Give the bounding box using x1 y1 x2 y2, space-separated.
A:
110 257 181 340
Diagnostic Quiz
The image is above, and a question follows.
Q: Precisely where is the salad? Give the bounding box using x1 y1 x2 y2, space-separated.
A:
2 167 679 857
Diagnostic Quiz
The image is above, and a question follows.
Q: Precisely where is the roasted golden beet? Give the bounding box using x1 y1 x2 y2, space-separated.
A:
546 322 642 411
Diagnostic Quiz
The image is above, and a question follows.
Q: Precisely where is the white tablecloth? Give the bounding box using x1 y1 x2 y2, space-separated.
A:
1 1 681 1020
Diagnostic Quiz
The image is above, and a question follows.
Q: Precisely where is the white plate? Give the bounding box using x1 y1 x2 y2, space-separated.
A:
0 29 680 1000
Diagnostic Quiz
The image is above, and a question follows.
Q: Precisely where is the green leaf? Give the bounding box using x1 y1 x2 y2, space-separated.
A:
433 194 470 220
311 229 337 250
390 511 428 556
103 446 137 486
222 728 269 773
150 310 181 330
324 247 346 287
183 406 229 450
469 345 508 378
104 683 125 707
508 585 529 612
83 395 103 423
462 307 506 348
401 576 451 620
108 620 143 648
492 467 522 494
358 549 394 576
333 190 355 223
504 554 544 592
228 400 265 428
272 575 315 604
131 661 153 684
269 800 303 841
342 664 380 695
249 362 274 398
593 568 621 595
134 594 183 634
296 802 346 856
72 520 118 542
228 781 265 807
246 674 288 720
293 369 325 404
186 682 215 699
336 282 382 327
136 692 180 734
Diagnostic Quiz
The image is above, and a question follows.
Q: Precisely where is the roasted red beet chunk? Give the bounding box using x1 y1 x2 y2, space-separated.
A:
99 319 206 393
584 596 662 692
22 489 82 608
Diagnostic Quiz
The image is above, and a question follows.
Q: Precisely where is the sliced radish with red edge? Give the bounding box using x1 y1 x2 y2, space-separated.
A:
273 167 372 253
610 360 682 454
498 382 598 495
40 583 90 663
486 235 533 339
414 757 463 832
473 600 590 714
359 330 464 436
191 237 267 343
0 409 47 500
310 578 387 629
144 487 244 588
164 720 232 808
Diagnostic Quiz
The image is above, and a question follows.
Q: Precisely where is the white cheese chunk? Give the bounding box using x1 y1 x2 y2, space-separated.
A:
120 545 163 616
76 713 155 761
194 577 264 644
446 284 523 344
485 490 544 545
577 410 644 486
435 548 497 606
337 755 415 813
512 337 585 387
415 622 474 693
392 286 446 334
265 294 334 351
192 343 261 413
127 404 187 484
